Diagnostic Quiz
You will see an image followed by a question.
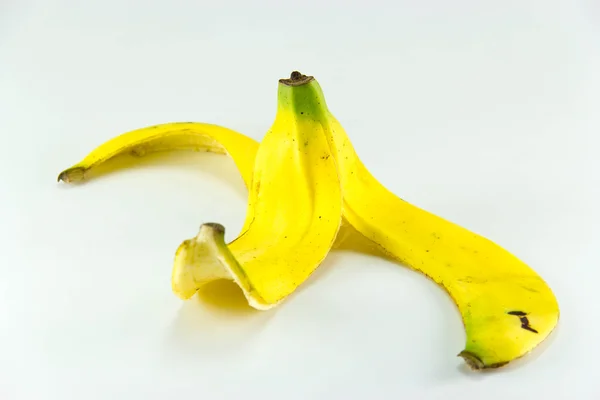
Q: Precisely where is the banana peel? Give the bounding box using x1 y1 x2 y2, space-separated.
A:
57 71 559 370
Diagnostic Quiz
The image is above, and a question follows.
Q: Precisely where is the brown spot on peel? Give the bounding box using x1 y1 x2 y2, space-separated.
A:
507 311 527 316
507 311 539 334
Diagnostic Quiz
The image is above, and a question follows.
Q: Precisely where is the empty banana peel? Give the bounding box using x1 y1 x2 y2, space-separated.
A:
174 80 343 308
58 71 559 370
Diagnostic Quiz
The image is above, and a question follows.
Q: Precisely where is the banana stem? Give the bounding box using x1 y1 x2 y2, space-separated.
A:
279 71 314 87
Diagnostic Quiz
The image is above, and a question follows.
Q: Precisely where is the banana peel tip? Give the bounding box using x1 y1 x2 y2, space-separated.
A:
201 222 226 236
457 350 509 371
57 167 85 183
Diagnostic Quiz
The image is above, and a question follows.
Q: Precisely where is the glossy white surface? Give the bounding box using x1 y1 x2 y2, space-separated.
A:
1 0 598 398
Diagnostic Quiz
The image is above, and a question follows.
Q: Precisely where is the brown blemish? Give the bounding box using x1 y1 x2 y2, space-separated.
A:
507 311 538 334
130 147 146 157
520 285 539 293
521 325 539 334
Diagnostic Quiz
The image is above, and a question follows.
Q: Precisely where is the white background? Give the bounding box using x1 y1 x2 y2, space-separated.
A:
1 0 599 398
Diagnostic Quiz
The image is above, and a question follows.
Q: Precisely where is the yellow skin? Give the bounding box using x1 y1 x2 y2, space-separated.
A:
172 87 343 308
58 72 559 370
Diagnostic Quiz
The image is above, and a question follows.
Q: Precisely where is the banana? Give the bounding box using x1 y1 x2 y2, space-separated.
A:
175 80 343 309
59 80 344 309
57 122 257 186
301 76 559 369
58 71 559 370
56 120 368 252
281 74 558 369
57 122 261 232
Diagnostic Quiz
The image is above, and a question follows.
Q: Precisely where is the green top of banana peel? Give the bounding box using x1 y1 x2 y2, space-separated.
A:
276 71 329 121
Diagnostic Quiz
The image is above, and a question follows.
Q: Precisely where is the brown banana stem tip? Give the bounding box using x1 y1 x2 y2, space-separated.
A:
57 167 86 183
279 71 314 86
458 350 509 370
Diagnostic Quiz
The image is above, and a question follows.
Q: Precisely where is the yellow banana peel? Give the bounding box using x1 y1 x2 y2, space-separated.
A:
58 71 559 370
